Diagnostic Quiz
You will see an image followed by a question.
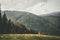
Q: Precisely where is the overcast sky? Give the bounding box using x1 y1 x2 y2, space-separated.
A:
0 0 60 15
0 0 46 10
47 0 60 12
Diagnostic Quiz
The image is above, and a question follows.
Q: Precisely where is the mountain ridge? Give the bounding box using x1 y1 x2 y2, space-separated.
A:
4 10 60 35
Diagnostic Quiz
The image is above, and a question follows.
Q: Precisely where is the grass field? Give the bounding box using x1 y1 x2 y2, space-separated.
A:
0 34 60 40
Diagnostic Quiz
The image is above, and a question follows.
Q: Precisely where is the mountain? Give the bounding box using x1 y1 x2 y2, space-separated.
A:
5 10 60 35
0 11 38 34
41 12 60 35
5 11 46 31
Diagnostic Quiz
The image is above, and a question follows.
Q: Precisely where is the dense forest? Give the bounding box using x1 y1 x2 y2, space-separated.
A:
0 10 38 34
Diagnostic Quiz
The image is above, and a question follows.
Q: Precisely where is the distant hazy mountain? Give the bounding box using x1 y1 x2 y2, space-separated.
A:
41 12 60 35
5 10 60 35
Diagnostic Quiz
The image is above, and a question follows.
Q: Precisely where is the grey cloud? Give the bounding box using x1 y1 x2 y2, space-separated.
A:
0 0 47 10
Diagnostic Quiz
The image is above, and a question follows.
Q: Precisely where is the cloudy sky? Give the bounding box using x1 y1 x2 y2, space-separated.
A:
0 0 60 15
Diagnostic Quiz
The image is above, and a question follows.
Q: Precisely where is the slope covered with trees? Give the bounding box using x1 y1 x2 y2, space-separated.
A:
0 10 38 34
5 11 60 36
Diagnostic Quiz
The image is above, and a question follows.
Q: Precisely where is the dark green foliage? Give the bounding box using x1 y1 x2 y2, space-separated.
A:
0 11 38 34
0 10 2 33
2 12 7 23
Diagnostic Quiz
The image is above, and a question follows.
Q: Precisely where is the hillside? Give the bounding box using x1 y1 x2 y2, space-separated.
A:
5 10 60 36
0 11 38 34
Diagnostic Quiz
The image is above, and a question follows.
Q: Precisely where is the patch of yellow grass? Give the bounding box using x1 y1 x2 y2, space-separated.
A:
0 34 60 39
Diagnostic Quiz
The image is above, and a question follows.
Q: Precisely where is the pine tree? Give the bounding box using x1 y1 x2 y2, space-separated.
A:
7 19 12 33
0 4 2 33
0 10 1 19
0 4 1 19
2 12 7 23
0 4 1 23
2 12 8 33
